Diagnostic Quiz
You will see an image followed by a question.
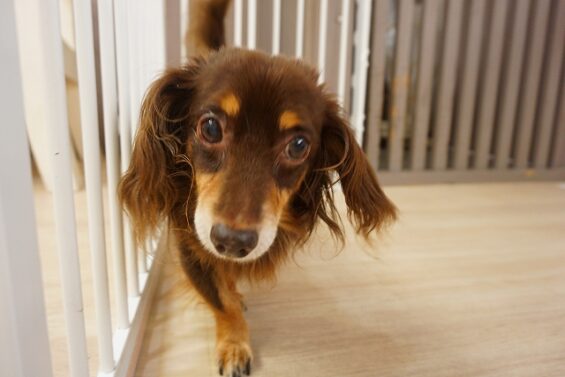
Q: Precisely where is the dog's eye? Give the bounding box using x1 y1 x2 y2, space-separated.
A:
199 116 223 144
285 136 310 161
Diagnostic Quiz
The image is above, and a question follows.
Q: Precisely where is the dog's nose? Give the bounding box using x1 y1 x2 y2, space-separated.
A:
210 224 258 258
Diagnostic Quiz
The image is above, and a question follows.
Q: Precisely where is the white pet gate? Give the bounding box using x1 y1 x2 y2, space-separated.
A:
1 0 377 376
1 0 564 376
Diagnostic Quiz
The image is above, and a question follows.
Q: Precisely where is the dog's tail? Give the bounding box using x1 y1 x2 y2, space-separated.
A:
185 0 232 56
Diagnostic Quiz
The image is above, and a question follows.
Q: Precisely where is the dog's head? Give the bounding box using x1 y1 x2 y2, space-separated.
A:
120 49 396 263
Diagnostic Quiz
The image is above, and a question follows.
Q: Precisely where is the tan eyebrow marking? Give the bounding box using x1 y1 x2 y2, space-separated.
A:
220 93 240 117
279 111 302 130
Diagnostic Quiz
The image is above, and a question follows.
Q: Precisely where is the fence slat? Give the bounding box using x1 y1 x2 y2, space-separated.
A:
388 0 415 171
493 0 530 169
532 0 565 169
342 0 356 115
234 0 243 46
317 0 328 83
43 0 90 374
365 0 389 170
337 0 351 105
72 0 115 371
474 0 510 169
453 0 486 170
127 0 141 139
165 0 182 68
115 0 140 297
432 0 464 170
99 0 130 330
550 69 565 168
411 0 442 171
272 0 281 54
0 1 53 374
514 0 552 168
248 0 257 49
350 0 373 143
295 0 305 58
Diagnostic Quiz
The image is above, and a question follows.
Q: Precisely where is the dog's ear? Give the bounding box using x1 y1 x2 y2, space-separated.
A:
119 59 203 244
317 97 397 237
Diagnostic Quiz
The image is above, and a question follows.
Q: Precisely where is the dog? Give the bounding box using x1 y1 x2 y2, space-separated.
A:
119 1 397 375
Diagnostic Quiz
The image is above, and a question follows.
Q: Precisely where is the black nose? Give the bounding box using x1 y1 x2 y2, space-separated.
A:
210 224 258 258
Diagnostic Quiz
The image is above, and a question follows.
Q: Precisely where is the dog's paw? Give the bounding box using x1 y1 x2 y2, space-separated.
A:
217 340 252 376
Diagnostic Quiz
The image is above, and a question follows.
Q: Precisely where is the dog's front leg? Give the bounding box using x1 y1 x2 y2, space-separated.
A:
214 277 252 377
181 255 252 376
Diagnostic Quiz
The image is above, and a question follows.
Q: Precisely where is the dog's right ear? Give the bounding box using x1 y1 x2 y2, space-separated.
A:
119 58 204 244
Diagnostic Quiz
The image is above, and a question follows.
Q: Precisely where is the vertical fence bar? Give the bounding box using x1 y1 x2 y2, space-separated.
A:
532 0 565 169
98 0 129 329
388 0 415 172
42 0 90 374
181 0 189 61
139 0 149 99
123 216 138 297
127 0 141 139
140 0 149 274
248 0 257 49
72 0 115 371
550 71 565 167
115 0 140 297
431 0 464 170
295 0 305 58
474 0 510 169
350 0 373 143
234 0 243 47
493 0 530 169
272 0 281 54
165 0 182 68
365 0 389 170
453 0 486 170
0 1 53 375
342 0 356 115
337 0 350 105
514 0 551 168
411 0 441 171
317 0 328 83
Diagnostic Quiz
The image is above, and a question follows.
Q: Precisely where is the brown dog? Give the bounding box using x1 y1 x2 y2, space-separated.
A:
120 1 396 375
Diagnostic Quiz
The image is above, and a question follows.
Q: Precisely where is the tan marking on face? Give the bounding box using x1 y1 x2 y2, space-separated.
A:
267 185 292 218
279 110 302 130
220 93 240 117
195 172 223 208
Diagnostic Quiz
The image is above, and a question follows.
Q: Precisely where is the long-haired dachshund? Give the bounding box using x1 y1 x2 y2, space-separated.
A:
120 1 397 375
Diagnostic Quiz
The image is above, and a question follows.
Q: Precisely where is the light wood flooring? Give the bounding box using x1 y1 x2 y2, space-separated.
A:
33 182 565 376
129 182 565 377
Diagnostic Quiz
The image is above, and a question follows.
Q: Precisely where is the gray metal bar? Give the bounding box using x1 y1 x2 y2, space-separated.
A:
493 0 531 169
365 0 389 170
453 0 487 170
388 0 415 172
514 0 552 168
532 0 565 168
550 69 565 168
474 0 510 169
432 0 464 170
411 0 442 171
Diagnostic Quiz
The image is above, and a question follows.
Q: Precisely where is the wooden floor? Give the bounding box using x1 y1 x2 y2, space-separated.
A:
130 182 565 377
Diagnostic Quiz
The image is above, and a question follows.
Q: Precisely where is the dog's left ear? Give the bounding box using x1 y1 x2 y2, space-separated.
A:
319 98 397 236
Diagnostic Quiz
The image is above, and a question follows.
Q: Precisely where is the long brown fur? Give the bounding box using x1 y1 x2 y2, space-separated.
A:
119 1 396 375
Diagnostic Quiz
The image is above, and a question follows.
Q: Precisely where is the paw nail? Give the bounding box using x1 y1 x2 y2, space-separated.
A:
245 360 251 375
